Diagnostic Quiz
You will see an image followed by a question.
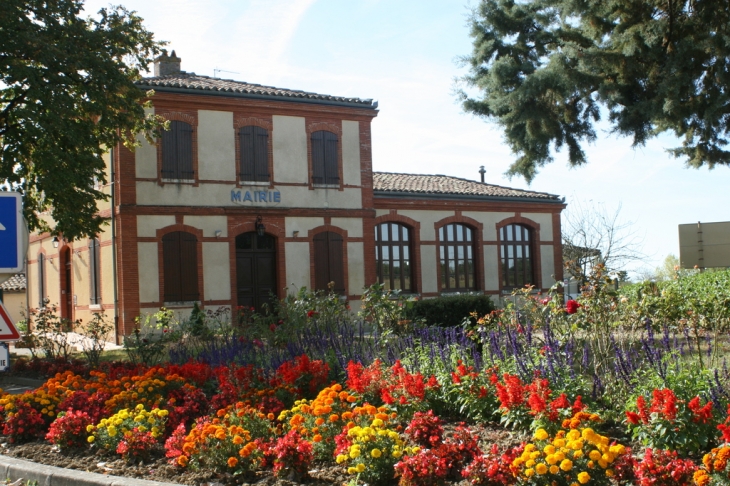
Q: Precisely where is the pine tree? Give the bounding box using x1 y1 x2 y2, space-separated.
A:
460 0 730 182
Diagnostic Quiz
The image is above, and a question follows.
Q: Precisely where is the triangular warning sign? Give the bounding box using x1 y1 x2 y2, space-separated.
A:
0 302 20 341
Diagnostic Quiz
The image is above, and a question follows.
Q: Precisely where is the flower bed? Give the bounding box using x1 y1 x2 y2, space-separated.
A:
0 353 728 485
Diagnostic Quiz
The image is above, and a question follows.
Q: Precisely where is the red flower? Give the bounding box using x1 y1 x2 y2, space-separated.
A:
306 310 317 318
565 299 581 314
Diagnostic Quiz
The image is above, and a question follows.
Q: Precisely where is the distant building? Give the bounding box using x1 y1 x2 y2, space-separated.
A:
0 273 26 325
25 51 566 342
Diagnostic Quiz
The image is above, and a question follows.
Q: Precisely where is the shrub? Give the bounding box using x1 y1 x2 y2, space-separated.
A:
271 429 313 481
405 294 494 327
3 401 46 443
625 388 720 457
634 448 697 486
46 410 92 450
462 444 521 486
337 417 406 486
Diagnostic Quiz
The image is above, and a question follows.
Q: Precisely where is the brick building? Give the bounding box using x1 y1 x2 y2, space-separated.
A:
26 52 565 342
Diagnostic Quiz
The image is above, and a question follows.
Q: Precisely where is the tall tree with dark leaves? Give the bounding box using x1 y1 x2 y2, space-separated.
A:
0 0 166 239
459 0 730 182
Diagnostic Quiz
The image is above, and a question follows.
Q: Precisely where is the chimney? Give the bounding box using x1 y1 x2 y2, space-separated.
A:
154 50 181 76
479 166 486 183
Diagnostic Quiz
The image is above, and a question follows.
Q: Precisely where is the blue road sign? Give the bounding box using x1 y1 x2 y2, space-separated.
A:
0 193 24 273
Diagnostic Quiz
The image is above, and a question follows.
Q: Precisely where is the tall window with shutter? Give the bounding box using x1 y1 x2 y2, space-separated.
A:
162 231 199 302
161 120 194 180
313 232 345 293
311 130 339 185
500 224 534 289
88 238 101 305
239 126 270 182
37 253 46 307
439 223 477 292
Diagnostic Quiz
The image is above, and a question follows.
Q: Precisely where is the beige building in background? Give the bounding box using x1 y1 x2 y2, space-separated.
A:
0 274 26 325
26 52 566 342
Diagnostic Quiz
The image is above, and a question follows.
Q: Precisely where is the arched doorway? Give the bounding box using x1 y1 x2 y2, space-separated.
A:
236 232 277 312
59 247 73 320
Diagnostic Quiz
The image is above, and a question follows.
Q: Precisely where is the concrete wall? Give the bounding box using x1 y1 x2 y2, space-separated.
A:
342 120 361 186
285 241 310 292
347 242 365 294
198 110 235 181
138 242 159 304
1 292 26 325
273 115 308 184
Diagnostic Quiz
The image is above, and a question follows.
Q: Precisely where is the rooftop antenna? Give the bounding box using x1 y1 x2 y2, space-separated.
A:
213 67 240 78
479 166 486 183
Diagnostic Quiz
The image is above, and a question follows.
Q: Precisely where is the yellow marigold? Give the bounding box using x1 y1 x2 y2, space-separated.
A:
550 465 560 474
534 429 549 441
336 454 347 464
560 459 573 471
371 448 382 458
535 463 548 475
347 467 357 475
524 468 535 477
588 450 602 461
577 471 590 484
356 463 366 473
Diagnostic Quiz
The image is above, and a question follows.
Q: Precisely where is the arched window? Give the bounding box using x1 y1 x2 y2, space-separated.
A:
311 130 339 185
375 222 414 292
239 125 270 182
161 120 194 180
500 224 534 289
313 231 345 293
439 223 476 291
162 231 199 302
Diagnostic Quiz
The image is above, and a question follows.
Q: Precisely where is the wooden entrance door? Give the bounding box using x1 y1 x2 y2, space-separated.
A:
60 247 73 320
236 232 277 312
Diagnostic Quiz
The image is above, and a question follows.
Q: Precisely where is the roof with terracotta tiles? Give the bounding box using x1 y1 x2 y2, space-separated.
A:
0 273 25 292
137 73 376 108
372 172 562 201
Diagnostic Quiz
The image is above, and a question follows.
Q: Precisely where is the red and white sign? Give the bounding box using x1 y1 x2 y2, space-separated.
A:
0 303 20 341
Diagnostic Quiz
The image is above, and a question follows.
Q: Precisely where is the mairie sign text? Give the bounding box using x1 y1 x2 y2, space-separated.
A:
231 189 281 204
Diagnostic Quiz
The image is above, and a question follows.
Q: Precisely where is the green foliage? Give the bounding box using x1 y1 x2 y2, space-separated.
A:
124 308 176 365
28 300 76 361
460 0 730 182
359 283 419 335
79 312 114 369
405 294 494 327
0 0 166 239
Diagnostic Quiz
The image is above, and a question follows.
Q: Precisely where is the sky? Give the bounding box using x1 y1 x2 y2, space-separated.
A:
83 0 729 278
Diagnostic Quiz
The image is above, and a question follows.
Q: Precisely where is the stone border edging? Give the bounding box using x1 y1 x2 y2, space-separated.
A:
0 455 183 486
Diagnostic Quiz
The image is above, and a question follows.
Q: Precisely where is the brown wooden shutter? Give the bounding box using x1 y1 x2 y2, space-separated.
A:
163 231 199 302
324 131 339 184
88 238 101 305
163 233 182 301
313 232 329 290
161 124 177 179
327 232 345 293
311 131 326 184
38 253 45 307
254 127 269 181
240 126 255 181
313 232 345 293
161 121 193 180
177 122 194 179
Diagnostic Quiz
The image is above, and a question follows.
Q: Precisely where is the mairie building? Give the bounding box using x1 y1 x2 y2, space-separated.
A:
25 52 566 342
